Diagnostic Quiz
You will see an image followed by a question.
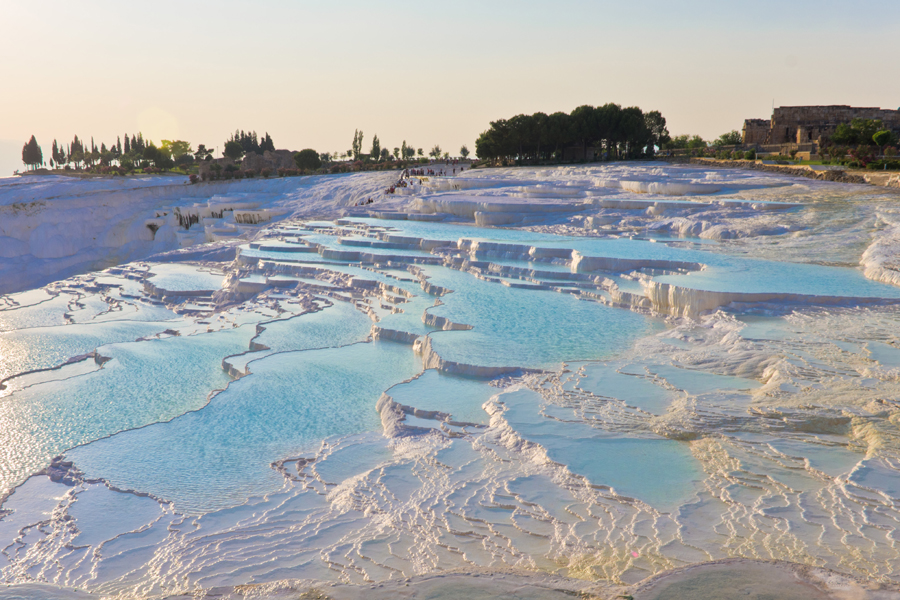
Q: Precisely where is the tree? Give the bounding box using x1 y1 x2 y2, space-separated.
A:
471 103 674 163
143 144 161 164
124 134 131 154
71 135 84 158
380 147 391 161
417 148 423 157
70 149 84 169
194 144 213 161
833 118 883 146
546 111 572 159
714 130 742 147
569 105 595 159
873 129 895 151
161 140 192 159
644 111 670 152
22 135 42 170
294 148 322 171
429 145 442 159
664 134 688 150
401 140 416 160
260 132 275 153
829 144 846 162
687 135 707 149
393 147 400 159
223 140 244 160
352 129 364 161
370 134 381 162
51 139 62 167
226 130 261 155
460 145 470 159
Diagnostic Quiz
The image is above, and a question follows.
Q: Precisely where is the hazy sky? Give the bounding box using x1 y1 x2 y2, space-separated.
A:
2 0 899 174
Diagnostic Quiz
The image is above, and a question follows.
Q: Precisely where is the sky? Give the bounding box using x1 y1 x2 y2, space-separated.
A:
2 0 899 175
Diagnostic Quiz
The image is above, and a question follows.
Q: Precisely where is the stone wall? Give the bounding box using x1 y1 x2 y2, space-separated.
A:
197 157 234 179
742 105 900 147
241 150 296 172
742 119 770 144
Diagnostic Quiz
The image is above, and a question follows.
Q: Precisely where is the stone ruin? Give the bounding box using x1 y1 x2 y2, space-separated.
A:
240 150 296 172
742 105 900 149
197 150 296 179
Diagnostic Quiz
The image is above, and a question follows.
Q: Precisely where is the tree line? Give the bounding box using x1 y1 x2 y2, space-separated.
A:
20 129 277 173
474 104 670 164
222 130 275 159
20 126 470 175
342 130 467 164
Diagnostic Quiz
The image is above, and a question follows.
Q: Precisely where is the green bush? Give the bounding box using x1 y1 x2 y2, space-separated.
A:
294 149 321 171
866 159 900 170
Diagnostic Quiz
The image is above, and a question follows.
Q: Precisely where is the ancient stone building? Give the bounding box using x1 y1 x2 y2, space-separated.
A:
742 119 771 145
241 150 296 172
742 105 900 146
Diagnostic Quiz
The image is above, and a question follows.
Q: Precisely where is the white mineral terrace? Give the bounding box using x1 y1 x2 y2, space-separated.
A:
1 164 900 600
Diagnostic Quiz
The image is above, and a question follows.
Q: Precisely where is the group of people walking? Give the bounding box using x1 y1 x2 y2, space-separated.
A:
383 161 468 195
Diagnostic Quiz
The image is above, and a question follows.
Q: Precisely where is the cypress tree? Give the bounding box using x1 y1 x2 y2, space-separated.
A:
261 132 274 153
124 135 131 154
370 134 381 161
117 136 122 155
22 135 42 170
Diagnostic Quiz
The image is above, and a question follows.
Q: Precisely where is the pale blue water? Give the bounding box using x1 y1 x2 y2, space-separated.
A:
501 389 702 510
146 264 225 292
421 266 656 368
346 218 900 299
252 301 372 354
0 293 73 331
67 340 423 513
5 186 900 593
574 364 676 415
377 294 435 336
0 326 255 496
387 370 497 425
0 320 177 382
647 364 760 394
